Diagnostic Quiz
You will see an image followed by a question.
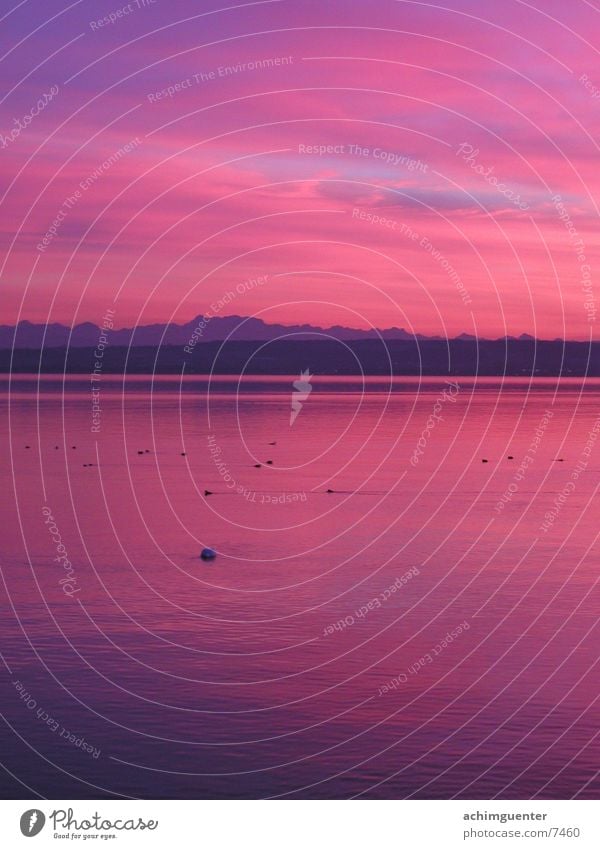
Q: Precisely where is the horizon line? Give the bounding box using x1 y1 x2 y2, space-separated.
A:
2 315 594 344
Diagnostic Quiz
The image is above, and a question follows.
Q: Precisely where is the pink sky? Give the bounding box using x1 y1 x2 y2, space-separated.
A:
1 0 599 339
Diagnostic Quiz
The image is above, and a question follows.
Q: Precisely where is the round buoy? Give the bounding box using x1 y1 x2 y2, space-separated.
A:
200 548 217 561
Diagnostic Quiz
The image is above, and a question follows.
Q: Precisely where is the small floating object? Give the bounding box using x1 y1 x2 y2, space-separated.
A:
254 463 262 468
507 455 514 460
181 452 186 456
266 460 273 465
25 445 30 449
145 449 150 453
72 446 76 449
268 441 277 445
200 547 217 561
554 458 564 462
137 450 144 455
482 459 488 463
54 445 59 450
204 489 213 496
326 488 335 493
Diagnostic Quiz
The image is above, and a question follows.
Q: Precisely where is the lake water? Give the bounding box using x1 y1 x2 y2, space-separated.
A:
1 375 599 799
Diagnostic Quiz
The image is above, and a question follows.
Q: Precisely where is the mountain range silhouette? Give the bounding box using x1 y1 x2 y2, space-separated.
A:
1 316 593 375
0 314 543 348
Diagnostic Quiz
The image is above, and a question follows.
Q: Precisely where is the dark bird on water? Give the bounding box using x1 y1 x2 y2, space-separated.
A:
268 441 277 445
482 459 488 463
326 488 335 493
508 455 514 460
137 450 144 454
266 460 273 465
181 452 186 456
254 463 262 468
204 489 213 496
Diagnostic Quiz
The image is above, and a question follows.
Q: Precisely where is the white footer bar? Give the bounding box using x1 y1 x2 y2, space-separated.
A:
0 799 597 848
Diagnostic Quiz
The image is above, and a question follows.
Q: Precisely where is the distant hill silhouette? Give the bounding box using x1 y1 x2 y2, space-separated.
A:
0 316 595 376
0 315 563 347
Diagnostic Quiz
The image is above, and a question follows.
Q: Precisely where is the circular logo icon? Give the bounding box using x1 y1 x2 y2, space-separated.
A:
20 810 45 837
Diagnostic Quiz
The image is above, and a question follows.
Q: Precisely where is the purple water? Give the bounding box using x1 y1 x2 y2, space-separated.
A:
1 376 598 798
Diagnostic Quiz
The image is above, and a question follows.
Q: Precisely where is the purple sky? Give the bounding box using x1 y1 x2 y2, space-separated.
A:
1 0 599 339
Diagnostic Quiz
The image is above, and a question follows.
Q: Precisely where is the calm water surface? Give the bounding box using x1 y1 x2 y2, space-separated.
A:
1 376 598 798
